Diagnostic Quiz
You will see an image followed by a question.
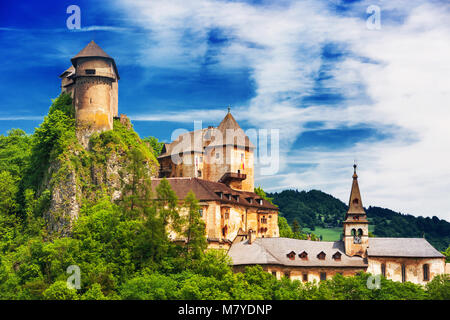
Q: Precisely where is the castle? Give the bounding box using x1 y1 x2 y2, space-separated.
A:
60 41 448 283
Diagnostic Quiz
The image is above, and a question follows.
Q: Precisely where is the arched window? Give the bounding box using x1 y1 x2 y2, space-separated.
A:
351 229 356 236
401 264 406 283
423 264 430 281
358 229 363 236
381 263 386 277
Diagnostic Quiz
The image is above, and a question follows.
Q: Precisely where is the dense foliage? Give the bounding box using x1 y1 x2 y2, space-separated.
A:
268 189 450 251
0 95 448 300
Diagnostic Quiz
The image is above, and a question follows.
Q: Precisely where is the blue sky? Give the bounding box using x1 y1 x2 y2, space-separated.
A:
1 0 449 220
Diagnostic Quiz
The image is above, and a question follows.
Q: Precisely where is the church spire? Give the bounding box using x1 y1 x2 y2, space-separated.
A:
347 164 365 215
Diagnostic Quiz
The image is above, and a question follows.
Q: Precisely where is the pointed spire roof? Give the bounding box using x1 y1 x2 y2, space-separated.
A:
207 110 255 149
70 40 119 79
217 109 242 132
347 164 366 214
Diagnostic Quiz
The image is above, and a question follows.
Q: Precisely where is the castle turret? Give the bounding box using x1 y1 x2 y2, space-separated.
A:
61 40 119 134
343 164 369 257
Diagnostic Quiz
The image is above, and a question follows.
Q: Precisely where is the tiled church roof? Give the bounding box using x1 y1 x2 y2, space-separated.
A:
228 238 368 267
367 238 444 258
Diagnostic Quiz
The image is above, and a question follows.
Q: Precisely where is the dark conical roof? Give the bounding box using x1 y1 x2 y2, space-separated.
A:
70 40 119 79
71 40 112 60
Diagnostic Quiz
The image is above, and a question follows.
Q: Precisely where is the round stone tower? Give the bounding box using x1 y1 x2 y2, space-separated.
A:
70 40 119 133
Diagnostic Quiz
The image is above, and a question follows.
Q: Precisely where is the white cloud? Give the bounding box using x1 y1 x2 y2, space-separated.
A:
116 0 450 220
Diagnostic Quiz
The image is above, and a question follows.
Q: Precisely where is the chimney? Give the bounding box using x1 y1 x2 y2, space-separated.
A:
248 229 256 244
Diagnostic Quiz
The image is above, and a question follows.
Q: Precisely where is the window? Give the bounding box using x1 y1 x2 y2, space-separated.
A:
401 264 406 283
320 272 326 281
302 273 308 282
85 69 96 74
198 209 203 217
381 263 386 277
272 271 277 277
286 251 296 260
317 252 326 260
197 170 202 177
358 229 363 236
299 251 308 260
353 198 359 204
332 252 342 261
284 272 290 279
423 264 429 281
216 192 223 199
351 229 356 236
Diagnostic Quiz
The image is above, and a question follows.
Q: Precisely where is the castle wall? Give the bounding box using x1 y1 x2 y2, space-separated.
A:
367 256 445 285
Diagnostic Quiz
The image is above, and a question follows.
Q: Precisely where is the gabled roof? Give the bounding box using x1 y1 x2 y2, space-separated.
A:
70 40 120 79
150 177 278 210
228 238 367 267
367 238 444 258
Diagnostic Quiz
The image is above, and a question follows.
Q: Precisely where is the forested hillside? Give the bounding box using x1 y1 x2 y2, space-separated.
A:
0 94 448 300
268 190 450 252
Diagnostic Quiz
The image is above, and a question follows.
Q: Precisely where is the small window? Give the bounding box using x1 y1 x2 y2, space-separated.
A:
381 263 386 277
317 251 326 260
286 251 296 260
197 170 202 177
320 272 326 281
272 271 277 277
353 198 359 204
302 273 308 282
299 251 308 260
198 209 203 217
284 272 290 279
85 69 96 74
401 264 406 283
358 229 363 236
423 264 429 281
332 252 342 261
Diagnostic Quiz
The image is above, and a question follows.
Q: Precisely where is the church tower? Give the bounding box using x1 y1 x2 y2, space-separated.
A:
60 40 119 134
343 164 369 257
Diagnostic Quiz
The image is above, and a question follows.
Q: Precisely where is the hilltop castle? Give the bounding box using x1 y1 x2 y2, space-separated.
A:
59 42 447 283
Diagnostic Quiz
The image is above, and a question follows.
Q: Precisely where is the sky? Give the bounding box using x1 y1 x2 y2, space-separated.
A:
0 0 449 220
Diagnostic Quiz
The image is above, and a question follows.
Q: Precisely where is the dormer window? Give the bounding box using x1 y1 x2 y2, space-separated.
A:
216 192 223 199
317 251 326 260
299 251 308 260
233 195 239 202
257 199 263 205
246 197 253 204
286 251 296 260
225 193 231 200
332 252 342 261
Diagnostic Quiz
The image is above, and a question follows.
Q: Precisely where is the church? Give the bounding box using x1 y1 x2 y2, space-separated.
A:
60 41 448 284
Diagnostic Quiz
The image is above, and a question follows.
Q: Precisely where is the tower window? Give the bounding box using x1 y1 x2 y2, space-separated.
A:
353 198 359 204
85 69 96 74
423 264 430 281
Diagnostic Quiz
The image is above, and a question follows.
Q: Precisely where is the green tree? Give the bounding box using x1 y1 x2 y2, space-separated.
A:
183 191 207 260
43 281 79 300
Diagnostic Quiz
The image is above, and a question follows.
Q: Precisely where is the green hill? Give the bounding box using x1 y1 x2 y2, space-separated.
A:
267 189 450 252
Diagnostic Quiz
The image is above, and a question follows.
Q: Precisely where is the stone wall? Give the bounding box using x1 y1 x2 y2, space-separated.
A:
367 256 445 284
